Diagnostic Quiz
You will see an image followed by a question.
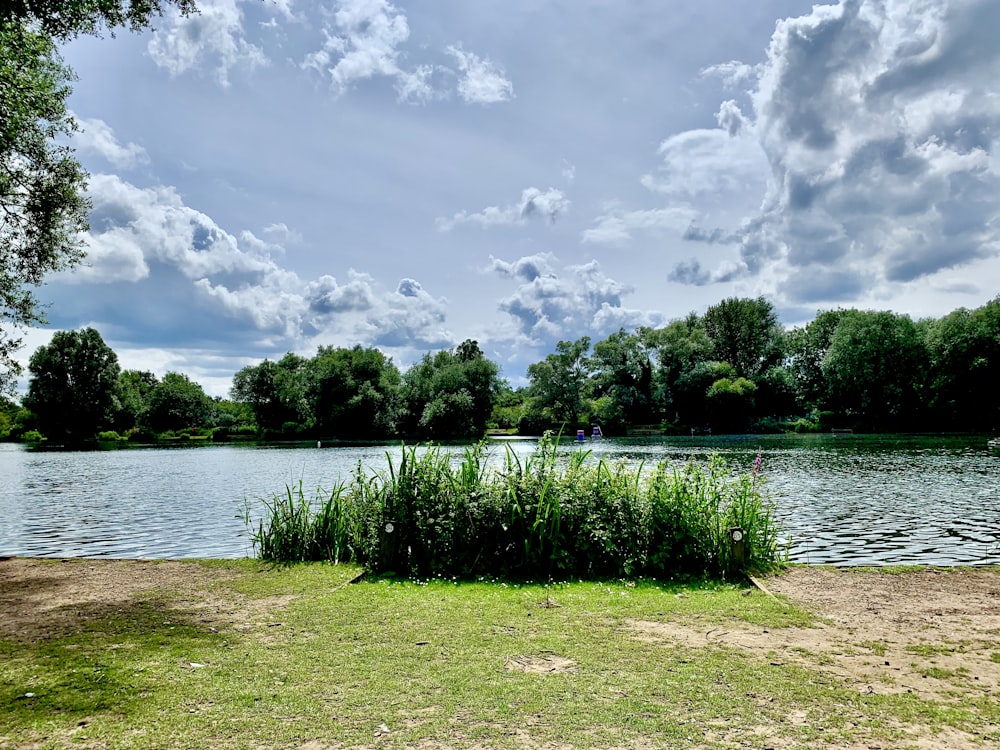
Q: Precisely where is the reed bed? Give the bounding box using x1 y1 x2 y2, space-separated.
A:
247 436 782 579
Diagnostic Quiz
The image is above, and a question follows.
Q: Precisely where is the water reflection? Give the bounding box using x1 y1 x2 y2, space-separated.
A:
0 435 997 565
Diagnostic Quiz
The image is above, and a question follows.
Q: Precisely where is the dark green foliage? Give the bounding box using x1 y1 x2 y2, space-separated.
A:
1 2 198 391
672 361 735 428
702 297 784 379
2 1 198 40
0 20 88 392
142 372 212 432
587 329 657 429
400 339 502 438
705 376 756 433
306 345 400 438
231 353 310 433
23 327 120 441
822 310 927 430
786 309 847 411
248 438 783 580
525 337 592 430
924 297 1000 431
644 316 714 420
112 369 157 432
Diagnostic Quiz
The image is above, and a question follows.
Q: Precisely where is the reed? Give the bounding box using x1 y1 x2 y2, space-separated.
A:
248 439 784 579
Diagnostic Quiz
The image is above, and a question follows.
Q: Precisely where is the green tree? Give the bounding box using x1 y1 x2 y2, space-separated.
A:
113 369 157 432
702 297 784 379
925 297 1000 431
0 394 18 438
525 337 591 430
588 329 655 432
786 309 848 412
23 327 120 441
822 310 928 430
306 346 400 438
643 316 714 423
231 354 310 433
143 372 212 433
0 2 197 391
3 1 197 40
672 360 735 429
0 21 88 392
400 340 503 439
705 376 757 433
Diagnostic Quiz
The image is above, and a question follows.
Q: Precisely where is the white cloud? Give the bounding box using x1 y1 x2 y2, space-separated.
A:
394 64 442 103
582 206 698 247
738 0 1000 301
640 115 768 198
54 165 458 361
302 0 410 95
72 174 273 284
643 0 1000 310
73 117 149 169
489 255 663 346
446 45 514 104
437 187 569 231
700 60 759 89
147 0 267 86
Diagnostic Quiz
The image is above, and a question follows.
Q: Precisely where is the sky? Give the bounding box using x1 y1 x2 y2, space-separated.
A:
16 0 1000 396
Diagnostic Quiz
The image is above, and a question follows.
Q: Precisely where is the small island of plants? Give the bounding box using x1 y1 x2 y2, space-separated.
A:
248 437 781 580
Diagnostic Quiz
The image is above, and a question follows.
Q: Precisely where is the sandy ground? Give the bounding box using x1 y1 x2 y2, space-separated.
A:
630 567 1000 699
2 559 999 748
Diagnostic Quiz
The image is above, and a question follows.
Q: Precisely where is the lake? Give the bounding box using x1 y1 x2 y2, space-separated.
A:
0 434 997 566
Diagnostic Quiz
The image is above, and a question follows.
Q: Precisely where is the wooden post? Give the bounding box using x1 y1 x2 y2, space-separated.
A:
728 527 745 571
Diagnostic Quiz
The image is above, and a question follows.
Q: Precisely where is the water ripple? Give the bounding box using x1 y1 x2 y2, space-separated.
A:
0 436 997 565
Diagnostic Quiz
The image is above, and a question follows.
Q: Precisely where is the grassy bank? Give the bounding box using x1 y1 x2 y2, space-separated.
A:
248 437 782 579
3 560 999 749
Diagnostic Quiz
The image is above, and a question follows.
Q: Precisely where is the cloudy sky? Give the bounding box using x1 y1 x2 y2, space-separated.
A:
21 0 1000 395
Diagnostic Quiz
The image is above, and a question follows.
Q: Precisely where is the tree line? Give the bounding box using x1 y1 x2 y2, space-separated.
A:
2 295 998 444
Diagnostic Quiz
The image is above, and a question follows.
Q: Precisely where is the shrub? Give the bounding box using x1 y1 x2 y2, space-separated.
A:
247 438 783 580
20 429 45 443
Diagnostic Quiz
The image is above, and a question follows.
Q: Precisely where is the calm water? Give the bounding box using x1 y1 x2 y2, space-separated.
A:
0 435 997 565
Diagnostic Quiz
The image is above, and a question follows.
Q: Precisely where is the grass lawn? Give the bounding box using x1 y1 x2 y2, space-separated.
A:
2 560 998 749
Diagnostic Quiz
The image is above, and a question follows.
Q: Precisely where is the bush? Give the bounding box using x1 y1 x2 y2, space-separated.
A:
21 430 45 443
247 438 783 580
97 430 125 441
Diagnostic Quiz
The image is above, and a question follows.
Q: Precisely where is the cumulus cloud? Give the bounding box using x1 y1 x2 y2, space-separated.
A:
681 223 741 244
700 60 759 89
302 0 410 96
640 111 768 198
70 174 273 284
148 0 268 86
582 206 698 247
51 165 457 358
437 187 569 231
366 279 452 349
488 255 663 346
73 117 149 169
300 2 512 105
671 0 1000 306
446 45 514 104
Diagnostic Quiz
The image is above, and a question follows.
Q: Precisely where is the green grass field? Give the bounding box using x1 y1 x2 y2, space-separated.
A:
2 561 997 749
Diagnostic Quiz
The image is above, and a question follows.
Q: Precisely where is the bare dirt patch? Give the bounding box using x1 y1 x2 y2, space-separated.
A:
0 557 290 642
631 567 1000 701
505 654 578 674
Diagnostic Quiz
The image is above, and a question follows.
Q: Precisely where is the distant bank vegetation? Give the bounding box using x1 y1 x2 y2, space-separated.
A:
2 295 998 444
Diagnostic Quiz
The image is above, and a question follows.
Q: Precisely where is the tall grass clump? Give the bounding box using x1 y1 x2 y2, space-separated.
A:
247 437 783 579
247 481 351 563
